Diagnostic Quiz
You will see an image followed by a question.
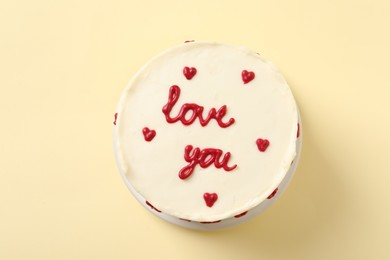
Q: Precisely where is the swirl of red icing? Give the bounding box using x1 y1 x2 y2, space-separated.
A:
162 85 235 128
179 145 237 180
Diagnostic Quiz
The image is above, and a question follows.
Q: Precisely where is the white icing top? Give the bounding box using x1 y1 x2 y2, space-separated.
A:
114 41 298 222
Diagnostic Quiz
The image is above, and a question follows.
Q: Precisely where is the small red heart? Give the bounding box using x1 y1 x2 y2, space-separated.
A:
203 193 218 207
146 201 161 212
267 188 278 199
142 127 156 142
234 211 248 218
200 220 221 224
179 218 192 222
297 123 300 138
242 70 255 84
183 66 197 80
256 138 270 152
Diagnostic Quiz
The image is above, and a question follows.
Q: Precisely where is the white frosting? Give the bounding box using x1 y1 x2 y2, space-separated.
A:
114 41 298 222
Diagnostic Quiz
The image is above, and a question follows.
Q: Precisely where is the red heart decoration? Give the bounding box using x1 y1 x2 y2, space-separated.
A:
297 123 300 138
142 127 156 142
234 211 248 218
183 66 197 80
242 70 255 84
267 188 278 199
146 201 161 212
256 138 270 152
203 193 218 207
200 220 221 224
113 113 118 125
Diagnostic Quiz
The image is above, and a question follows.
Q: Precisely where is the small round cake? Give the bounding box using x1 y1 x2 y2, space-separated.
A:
113 41 301 229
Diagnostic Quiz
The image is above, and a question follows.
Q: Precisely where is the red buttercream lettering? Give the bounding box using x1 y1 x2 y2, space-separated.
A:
162 85 235 128
179 145 237 180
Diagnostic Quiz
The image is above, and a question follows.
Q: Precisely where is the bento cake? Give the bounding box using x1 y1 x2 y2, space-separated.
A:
113 41 299 222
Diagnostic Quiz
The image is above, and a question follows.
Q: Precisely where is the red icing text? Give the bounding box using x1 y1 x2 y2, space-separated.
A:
179 145 237 180
162 85 235 128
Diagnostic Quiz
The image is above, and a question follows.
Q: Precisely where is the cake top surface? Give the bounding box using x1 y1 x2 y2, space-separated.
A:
114 41 298 222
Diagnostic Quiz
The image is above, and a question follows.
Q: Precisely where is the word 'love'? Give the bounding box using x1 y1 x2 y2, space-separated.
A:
179 145 237 180
162 85 235 128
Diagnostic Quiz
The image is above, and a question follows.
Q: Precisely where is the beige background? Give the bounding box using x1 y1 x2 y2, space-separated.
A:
1 0 389 259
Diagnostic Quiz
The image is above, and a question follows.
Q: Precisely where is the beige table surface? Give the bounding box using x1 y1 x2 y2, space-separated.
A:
1 0 389 259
